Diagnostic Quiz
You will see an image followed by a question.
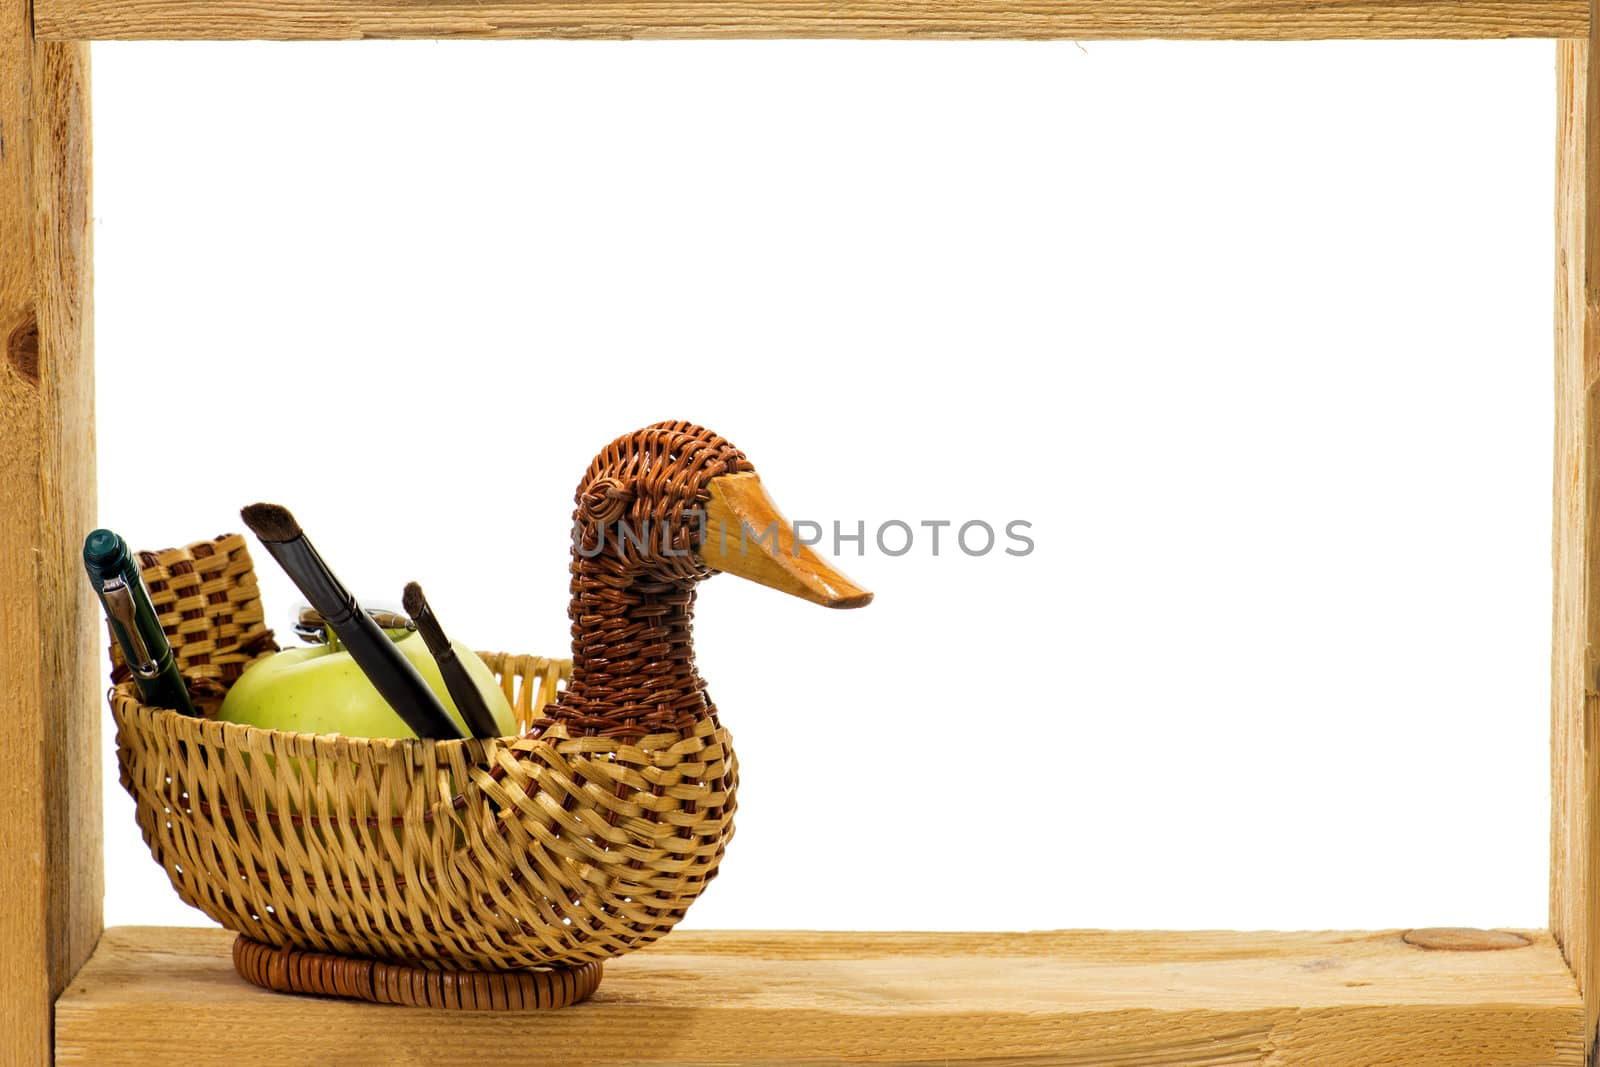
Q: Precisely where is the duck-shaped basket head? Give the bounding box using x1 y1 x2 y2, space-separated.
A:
549 420 870 739
108 421 870 997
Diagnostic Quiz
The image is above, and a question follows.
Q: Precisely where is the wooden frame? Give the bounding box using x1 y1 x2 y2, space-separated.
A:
3 4 1595 1064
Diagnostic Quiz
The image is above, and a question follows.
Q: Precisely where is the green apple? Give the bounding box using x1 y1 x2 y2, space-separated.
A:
218 629 516 739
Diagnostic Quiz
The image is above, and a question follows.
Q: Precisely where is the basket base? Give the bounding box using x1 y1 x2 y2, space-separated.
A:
232 936 603 1010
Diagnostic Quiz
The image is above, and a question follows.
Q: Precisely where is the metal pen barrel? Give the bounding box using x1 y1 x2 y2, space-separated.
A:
83 529 199 717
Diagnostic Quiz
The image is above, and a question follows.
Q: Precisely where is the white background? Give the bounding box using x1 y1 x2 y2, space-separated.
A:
94 39 1553 932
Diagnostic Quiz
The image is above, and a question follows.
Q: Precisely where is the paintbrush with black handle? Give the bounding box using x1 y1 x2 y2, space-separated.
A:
402 581 501 739
240 503 464 741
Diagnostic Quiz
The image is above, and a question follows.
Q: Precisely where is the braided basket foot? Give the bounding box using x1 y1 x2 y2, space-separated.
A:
233 937 603 1010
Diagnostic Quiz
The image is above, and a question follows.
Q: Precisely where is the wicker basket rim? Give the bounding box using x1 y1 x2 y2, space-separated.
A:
113 685 718 769
109 652 607 760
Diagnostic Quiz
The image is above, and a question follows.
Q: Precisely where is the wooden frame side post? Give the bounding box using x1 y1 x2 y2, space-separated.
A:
0 2 99 1062
1555 30 1600 1060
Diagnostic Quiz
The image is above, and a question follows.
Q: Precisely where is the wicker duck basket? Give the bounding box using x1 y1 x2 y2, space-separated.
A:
109 533 736 1009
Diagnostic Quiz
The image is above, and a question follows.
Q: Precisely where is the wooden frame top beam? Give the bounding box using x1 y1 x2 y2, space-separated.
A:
31 0 1588 42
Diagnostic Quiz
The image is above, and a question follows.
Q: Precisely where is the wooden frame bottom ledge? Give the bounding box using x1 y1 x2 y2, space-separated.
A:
54 926 1585 1065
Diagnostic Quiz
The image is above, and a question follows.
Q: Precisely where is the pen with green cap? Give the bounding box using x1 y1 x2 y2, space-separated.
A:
83 528 199 717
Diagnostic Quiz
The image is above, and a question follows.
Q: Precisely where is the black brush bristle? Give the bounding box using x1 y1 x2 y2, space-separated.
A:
240 503 303 543
401 579 498 739
403 580 448 654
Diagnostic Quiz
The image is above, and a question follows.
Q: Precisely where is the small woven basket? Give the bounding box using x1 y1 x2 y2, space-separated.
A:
108 534 736 1007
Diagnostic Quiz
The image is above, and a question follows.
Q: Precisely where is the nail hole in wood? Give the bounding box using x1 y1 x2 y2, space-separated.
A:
1401 927 1531 951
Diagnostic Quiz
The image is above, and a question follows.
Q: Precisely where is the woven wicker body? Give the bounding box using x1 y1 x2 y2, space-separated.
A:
108 423 864 1005
113 664 735 972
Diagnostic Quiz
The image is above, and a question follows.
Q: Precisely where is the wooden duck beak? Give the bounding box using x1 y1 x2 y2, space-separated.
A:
699 472 873 609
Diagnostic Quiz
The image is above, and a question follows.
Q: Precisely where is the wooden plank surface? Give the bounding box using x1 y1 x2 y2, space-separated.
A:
30 0 1589 42
0 0 98 1061
1553 33 1600 1061
56 926 1585 1065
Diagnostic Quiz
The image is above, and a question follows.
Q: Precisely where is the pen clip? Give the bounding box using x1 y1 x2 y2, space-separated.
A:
103 578 160 679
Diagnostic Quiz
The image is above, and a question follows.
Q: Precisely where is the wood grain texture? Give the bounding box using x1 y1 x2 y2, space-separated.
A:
30 0 1589 42
0 1 98 1061
1553 34 1600 1060
56 926 1585 1065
